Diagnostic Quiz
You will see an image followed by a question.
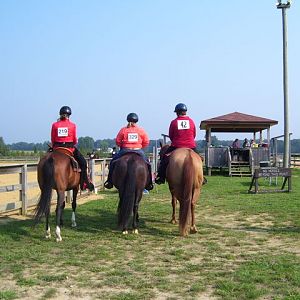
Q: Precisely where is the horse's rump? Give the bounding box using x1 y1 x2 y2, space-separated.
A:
167 148 203 187
38 151 80 192
112 153 148 190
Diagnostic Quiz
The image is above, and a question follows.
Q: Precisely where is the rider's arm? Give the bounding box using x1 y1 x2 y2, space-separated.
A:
115 128 124 147
140 128 150 148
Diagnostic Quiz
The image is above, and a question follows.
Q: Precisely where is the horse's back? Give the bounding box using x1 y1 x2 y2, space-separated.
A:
38 151 79 191
113 153 148 189
167 148 203 186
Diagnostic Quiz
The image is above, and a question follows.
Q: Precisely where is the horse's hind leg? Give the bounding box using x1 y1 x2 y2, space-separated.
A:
170 194 178 224
45 207 51 239
55 191 65 242
132 203 139 234
190 190 200 234
71 188 78 227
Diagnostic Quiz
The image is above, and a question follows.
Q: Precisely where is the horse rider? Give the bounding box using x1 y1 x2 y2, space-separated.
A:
155 103 205 185
104 113 153 191
51 106 94 191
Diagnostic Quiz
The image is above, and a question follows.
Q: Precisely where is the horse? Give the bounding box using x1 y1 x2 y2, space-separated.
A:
158 144 204 236
34 148 81 242
112 152 148 234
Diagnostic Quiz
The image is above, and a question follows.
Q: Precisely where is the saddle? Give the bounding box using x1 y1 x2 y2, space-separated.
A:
54 147 81 172
119 150 150 165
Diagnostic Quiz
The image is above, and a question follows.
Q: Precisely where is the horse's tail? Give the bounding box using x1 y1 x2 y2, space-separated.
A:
34 157 54 223
118 158 136 230
179 152 194 236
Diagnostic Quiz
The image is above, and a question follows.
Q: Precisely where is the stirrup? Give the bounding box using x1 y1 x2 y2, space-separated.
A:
155 177 165 185
145 183 153 191
104 181 113 189
81 181 94 191
87 181 94 191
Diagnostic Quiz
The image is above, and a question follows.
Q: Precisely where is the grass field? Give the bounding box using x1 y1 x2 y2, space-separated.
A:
0 170 299 300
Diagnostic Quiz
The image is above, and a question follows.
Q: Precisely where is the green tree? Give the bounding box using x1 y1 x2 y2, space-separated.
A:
0 137 10 156
99 140 109 152
78 136 94 154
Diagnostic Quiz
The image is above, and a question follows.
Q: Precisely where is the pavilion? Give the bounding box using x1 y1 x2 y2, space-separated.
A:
199 112 278 176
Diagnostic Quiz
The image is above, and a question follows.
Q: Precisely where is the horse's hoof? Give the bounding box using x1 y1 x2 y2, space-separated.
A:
45 234 51 239
71 222 77 228
56 237 63 242
170 219 177 224
190 226 198 234
132 229 139 234
122 230 128 235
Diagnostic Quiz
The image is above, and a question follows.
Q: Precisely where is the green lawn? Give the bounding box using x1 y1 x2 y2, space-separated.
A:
0 170 299 299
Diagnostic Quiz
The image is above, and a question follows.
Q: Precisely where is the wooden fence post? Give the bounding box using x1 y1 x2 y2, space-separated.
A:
66 191 72 203
20 164 28 215
89 159 96 193
101 159 107 191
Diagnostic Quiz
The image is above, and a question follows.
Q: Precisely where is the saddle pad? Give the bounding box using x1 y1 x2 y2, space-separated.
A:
54 148 81 172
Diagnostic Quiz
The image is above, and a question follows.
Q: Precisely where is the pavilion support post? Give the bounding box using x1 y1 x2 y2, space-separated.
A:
259 130 263 143
206 129 211 176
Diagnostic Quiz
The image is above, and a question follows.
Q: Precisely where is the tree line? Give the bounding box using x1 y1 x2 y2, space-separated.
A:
1 136 300 157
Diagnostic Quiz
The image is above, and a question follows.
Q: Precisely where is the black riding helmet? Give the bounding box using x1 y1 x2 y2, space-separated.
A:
59 106 72 116
127 113 138 123
174 103 187 113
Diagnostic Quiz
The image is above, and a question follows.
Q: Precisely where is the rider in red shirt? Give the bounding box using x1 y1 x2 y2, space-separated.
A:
104 113 153 191
51 106 94 191
155 103 197 184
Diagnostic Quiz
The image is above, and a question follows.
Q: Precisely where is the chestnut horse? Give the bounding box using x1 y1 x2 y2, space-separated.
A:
159 145 204 236
112 152 148 234
34 148 80 241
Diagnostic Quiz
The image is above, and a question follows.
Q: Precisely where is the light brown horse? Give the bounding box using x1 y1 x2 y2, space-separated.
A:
34 148 80 241
159 145 204 236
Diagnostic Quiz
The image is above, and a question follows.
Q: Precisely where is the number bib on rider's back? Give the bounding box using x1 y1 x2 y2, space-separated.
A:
177 120 190 130
57 127 69 137
128 133 139 142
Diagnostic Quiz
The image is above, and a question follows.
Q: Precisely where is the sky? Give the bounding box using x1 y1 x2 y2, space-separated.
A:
0 0 299 144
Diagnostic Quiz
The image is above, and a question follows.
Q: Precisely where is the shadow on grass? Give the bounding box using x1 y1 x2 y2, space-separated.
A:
200 222 300 235
238 225 300 234
0 200 175 241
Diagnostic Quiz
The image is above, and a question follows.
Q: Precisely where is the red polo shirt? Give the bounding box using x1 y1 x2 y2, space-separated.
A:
169 116 196 148
51 119 77 152
116 124 149 149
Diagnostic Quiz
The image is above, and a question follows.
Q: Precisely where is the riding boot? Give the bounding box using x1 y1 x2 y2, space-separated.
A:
145 164 153 191
74 148 94 191
197 153 207 185
155 156 167 184
104 161 115 189
81 168 95 191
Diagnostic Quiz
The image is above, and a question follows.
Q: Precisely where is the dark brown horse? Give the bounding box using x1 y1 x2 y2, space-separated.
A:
112 152 148 234
35 148 80 241
159 145 204 236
